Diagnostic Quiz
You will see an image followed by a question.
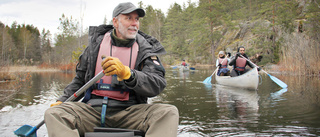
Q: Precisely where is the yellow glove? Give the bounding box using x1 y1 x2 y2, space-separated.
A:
101 56 131 81
50 101 62 107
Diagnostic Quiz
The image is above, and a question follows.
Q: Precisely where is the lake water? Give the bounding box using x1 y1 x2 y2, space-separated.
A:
1 67 320 136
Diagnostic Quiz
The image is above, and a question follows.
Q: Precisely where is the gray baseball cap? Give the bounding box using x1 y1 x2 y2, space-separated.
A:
113 2 145 18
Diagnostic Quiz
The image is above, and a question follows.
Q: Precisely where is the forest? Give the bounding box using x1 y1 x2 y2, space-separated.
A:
0 0 319 75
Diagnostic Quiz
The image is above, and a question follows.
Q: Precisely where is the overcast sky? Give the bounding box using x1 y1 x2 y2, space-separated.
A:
0 0 197 38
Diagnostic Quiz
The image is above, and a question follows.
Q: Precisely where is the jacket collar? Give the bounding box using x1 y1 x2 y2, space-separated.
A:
111 29 135 48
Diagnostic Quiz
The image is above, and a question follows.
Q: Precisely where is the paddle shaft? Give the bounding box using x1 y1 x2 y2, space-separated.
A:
33 71 105 131
239 54 287 88
238 54 258 67
220 55 229 67
210 67 219 77
239 54 269 73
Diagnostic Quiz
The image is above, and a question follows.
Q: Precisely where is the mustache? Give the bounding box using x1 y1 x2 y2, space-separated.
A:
128 27 138 31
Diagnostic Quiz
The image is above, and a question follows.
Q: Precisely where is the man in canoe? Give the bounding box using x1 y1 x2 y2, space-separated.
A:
44 2 179 137
181 59 188 66
229 46 261 77
215 51 230 76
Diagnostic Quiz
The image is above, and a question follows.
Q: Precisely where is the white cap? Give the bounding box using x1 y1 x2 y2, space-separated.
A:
218 51 225 55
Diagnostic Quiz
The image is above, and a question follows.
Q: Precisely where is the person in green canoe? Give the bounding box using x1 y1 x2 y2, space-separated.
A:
44 2 179 137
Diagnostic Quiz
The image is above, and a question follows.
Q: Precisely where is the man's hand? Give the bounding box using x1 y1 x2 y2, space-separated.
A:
50 101 62 107
101 57 131 81
257 67 261 71
227 52 231 57
234 52 241 59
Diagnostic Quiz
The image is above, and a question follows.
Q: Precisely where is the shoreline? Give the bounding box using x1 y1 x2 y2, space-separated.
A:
0 66 61 73
0 64 278 73
1 65 316 76
0 66 62 81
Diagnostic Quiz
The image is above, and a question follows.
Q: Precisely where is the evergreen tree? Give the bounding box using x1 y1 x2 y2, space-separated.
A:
140 5 165 41
0 22 14 66
197 0 224 64
40 29 52 64
54 14 79 64
163 3 184 58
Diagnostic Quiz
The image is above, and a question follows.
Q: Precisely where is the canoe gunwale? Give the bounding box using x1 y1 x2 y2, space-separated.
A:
178 65 190 72
215 67 259 90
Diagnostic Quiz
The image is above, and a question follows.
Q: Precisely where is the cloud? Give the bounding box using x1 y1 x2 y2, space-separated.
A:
0 0 81 34
0 0 197 41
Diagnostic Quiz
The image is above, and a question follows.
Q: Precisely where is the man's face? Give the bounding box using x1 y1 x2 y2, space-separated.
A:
239 48 245 55
113 11 140 39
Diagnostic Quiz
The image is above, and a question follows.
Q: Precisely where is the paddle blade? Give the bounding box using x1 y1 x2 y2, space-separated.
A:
203 76 212 84
14 125 37 137
190 67 195 70
271 88 288 99
171 66 177 69
268 74 288 88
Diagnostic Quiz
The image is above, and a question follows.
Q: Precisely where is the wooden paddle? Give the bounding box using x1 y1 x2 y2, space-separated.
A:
239 54 287 88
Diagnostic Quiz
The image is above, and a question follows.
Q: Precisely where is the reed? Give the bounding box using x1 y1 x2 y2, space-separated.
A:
280 33 320 76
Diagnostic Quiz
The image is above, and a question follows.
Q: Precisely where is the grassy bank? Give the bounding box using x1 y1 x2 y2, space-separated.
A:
0 66 61 81
0 66 60 73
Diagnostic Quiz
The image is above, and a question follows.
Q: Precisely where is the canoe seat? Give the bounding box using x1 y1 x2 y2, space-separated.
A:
85 127 145 137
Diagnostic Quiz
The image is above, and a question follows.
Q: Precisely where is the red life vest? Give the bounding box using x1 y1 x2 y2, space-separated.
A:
182 62 186 66
218 58 228 68
235 57 247 71
91 32 139 101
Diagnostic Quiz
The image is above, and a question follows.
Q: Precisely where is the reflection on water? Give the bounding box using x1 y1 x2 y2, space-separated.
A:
270 88 288 103
165 68 320 136
0 72 74 108
0 72 75 136
215 85 259 119
213 85 260 136
1 68 320 136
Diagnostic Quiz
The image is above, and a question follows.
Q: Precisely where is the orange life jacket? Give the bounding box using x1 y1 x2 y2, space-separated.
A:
91 32 138 101
218 58 228 68
235 57 247 71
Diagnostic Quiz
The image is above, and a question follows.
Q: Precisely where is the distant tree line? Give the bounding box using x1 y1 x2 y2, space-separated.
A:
139 0 320 75
0 22 48 66
0 14 88 71
0 0 319 75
